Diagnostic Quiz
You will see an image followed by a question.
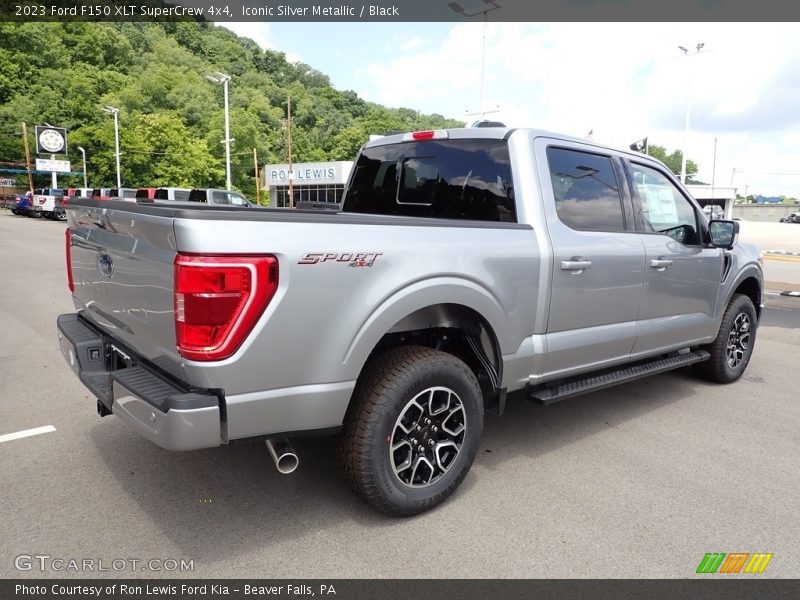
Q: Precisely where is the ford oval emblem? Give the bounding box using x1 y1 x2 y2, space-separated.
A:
97 253 114 279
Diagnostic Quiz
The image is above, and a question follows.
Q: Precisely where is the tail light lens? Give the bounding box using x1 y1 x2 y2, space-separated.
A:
65 228 74 292
174 254 279 361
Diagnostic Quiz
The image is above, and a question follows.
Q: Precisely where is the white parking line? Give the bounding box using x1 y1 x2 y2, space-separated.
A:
0 425 57 444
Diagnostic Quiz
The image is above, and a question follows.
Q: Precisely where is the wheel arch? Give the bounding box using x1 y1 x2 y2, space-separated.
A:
732 276 762 319
343 279 514 414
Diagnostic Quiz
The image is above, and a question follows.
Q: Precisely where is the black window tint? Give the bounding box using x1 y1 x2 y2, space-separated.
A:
342 139 515 222
547 147 625 231
154 189 168 200
174 190 190 202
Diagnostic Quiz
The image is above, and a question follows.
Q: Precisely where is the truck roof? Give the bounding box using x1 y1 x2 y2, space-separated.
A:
362 127 668 170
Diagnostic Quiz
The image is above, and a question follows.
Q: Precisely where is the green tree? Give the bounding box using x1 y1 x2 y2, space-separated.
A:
646 145 699 180
0 21 464 194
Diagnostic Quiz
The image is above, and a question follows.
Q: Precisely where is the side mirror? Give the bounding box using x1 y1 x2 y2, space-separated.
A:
708 219 739 250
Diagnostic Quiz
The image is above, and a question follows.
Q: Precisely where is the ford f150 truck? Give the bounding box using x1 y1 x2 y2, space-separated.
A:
33 188 65 220
57 128 763 516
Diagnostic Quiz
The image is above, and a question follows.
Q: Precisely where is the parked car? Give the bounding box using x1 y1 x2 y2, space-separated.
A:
110 188 138 200
779 212 800 223
135 188 157 200
56 188 94 217
32 188 65 220
702 205 725 221
187 188 252 206
91 188 113 201
58 127 763 516
154 187 191 202
11 193 32 216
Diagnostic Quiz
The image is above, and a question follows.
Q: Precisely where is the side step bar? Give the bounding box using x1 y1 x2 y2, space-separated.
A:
527 350 710 406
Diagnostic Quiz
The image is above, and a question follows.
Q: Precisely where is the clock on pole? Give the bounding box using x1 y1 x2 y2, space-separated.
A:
35 126 68 155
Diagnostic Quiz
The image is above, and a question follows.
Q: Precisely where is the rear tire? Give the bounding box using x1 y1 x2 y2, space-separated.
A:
337 345 484 516
694 293 757 383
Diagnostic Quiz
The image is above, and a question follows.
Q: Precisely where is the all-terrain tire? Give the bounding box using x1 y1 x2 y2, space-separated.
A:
337 345 484 516
694 293 757 383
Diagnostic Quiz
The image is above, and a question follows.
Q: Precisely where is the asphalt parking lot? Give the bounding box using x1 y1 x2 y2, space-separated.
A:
0 212 798 579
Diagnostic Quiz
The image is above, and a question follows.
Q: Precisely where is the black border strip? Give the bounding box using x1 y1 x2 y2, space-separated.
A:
2 579 798 599
3 0 800 22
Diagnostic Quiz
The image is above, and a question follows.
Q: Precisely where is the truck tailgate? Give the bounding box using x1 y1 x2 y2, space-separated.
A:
68 202 181 375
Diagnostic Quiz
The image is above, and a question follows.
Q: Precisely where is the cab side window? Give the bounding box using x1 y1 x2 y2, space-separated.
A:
547 147 626 232
629 163 699 245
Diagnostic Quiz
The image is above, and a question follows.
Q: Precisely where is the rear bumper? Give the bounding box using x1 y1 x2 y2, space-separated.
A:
56 313 222 451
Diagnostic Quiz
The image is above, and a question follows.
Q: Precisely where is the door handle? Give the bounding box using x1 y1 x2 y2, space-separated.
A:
649 258 674 271
561 259 592 273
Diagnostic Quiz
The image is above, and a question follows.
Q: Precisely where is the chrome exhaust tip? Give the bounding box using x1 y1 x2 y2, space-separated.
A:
265 438 299 474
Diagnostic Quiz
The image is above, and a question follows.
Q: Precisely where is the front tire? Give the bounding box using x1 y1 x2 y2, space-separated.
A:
694 293 757 383
337 345 484 516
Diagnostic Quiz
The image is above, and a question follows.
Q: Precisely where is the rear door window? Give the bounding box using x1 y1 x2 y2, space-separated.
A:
547 147 626 232
173 190 190 202
342 138 515 222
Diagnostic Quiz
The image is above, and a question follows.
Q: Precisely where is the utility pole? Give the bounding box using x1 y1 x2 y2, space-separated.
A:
206 72 233 191
448 1 501 120
21 122 34 194
253 147 261 205
78 146 88 188
286 95 294 208
711 137 717 200
102 106 122 188
677 42 705 184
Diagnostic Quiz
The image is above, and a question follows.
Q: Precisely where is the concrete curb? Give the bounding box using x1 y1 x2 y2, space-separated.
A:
763 250 800 257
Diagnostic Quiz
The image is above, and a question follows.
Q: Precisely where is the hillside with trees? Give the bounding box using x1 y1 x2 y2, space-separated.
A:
0 22 462 200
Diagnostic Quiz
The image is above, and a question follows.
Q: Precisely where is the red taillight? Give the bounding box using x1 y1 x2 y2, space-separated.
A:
65 228 74 292
174 254 279 361
412 131 435 140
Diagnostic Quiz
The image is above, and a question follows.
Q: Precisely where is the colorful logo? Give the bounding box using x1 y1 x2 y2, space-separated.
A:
696 552 773 574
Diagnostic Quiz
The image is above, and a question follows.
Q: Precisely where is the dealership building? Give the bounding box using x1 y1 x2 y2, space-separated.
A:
262 161 354 208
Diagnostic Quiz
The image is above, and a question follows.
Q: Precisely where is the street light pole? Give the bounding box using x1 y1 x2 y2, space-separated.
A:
447 1 501 119
677 43 704 185
78 146 87 188
102 106 121 188
206 72 233 191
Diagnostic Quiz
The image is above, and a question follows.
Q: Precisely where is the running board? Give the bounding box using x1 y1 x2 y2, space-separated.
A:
527 350 710 406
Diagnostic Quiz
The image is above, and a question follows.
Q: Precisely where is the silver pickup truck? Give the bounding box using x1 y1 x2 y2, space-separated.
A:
57 127 763 516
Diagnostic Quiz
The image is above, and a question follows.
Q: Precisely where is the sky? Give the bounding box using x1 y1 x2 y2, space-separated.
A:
223 22 800 198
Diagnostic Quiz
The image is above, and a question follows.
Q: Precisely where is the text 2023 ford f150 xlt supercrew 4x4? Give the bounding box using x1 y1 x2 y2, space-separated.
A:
57 127 763 515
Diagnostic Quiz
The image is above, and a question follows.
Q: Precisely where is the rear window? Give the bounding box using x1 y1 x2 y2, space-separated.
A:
188 190 207 203
342 138 515 222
